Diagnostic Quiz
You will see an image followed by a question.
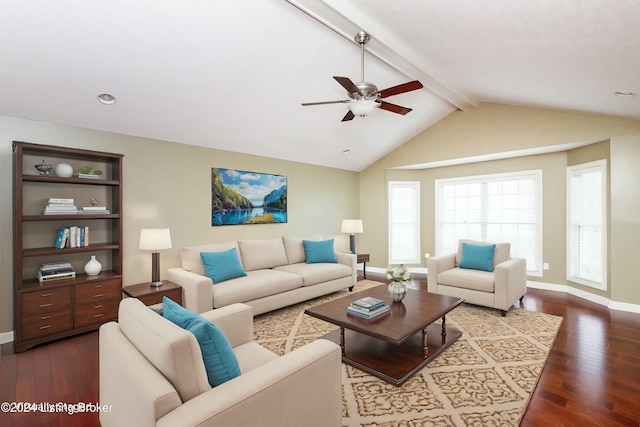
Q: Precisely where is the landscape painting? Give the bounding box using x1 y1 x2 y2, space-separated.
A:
212 168 287 226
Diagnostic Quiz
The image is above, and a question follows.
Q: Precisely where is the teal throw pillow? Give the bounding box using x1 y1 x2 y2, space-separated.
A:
459 242 496 272
162 297 241 387
303 239 337 264
200 248 247 283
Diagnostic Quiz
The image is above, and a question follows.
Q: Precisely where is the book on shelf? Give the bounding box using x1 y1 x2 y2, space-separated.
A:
81 206 107 210
350 296 385 311
78 208 110 214
347 304 391 320
76 173 101 179
48 198 74 204
37 270 76 283
37 262 76 282
40 261 73 271
54 226 90 248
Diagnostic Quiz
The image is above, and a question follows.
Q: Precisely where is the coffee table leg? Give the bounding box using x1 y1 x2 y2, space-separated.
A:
441 315 447 342
422 328 428 357
340 327 346 356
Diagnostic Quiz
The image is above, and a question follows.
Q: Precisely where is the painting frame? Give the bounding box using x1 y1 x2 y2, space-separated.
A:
211 168 288 226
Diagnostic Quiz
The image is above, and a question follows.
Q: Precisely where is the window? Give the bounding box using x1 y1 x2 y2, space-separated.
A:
567 160 607 289
435 170 542 276
388 181 420 264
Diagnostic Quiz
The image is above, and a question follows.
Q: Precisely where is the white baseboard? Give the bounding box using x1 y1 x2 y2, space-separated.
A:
1 331 14 345
526 281 640 314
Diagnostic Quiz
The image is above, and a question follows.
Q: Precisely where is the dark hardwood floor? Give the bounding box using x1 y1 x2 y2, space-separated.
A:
1 274 639 426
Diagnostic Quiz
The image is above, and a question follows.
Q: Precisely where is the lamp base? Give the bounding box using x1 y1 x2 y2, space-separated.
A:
150 280 164 287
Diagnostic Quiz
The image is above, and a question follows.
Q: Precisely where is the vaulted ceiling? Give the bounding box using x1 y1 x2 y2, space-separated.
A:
0 1 638 171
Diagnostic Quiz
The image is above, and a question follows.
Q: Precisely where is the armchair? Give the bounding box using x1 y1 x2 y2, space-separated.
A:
99 298 342 427
427 239 526 316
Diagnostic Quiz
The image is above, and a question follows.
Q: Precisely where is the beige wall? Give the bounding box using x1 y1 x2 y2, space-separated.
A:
0 115 360 334
360 102 640 305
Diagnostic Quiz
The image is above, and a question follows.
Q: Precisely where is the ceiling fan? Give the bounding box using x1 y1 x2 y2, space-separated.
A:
302 31 424 122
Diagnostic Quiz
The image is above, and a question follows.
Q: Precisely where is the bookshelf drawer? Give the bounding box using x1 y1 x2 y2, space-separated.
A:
74 279 121 304
21 309 72 340
74 299 119 328
20 287 72 315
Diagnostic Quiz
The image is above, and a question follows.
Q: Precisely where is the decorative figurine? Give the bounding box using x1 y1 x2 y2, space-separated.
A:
35 160 53 175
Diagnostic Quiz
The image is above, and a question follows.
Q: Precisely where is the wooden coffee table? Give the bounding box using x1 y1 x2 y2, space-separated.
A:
304 285 464 386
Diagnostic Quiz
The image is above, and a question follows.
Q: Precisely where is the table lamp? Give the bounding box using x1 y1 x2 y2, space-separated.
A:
341 219 363 254
139 228 172 287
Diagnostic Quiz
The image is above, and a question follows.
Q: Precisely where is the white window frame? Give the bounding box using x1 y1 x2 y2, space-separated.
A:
435 170 543 276
388 181 421 264
566 160 607 290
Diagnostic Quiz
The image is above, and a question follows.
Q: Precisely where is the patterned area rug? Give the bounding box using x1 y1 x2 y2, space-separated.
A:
253 280 563 427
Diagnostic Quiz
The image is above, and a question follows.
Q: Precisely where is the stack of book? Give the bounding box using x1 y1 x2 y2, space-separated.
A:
43 198 78 215
37 262 75 283
79 206 110 215
346 296 391 319
55 226 90 248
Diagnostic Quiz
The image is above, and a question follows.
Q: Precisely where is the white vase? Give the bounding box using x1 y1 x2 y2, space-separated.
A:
54 163 73 178
84 255 102 276
388 281 407 302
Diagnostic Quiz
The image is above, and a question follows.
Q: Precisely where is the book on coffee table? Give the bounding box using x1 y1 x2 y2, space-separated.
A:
350 296 385 311
347 304 390 319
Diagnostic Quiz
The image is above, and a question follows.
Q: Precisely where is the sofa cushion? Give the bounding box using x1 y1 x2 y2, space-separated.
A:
181 241 241 275
117 298 211 402
456 239 511 269
303 239 337 264
437 267 495 293
283 235 322 264
201 248 247 283
274 262 351 286
238 238 288 271
459 242 496 272
163 297 241 387
210 269 302 308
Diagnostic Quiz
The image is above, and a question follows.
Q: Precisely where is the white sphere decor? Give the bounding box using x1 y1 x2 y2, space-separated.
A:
54 163 73 178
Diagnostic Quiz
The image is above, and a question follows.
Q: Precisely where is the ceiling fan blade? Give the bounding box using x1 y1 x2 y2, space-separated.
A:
377 80 423 98
301 100 350 106
334 76 363 97
378 100 412 115
341 110 355 122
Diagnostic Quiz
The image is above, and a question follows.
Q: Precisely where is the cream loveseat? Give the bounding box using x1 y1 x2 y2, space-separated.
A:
427 239 527 316
167 236 356 315
100 298 342 427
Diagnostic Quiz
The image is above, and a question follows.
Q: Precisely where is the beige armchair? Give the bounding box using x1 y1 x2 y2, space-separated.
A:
99 298 342 427
427 239 527 316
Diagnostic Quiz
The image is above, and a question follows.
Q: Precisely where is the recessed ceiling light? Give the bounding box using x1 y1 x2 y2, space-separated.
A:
342 149 351 155
614 91 636 98
97 93 117 105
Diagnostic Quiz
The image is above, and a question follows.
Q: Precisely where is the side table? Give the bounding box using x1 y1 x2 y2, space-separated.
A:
122 280 183 307
356 253 370 279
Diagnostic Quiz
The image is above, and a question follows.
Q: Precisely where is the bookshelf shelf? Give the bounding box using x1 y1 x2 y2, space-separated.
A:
13 141 124 352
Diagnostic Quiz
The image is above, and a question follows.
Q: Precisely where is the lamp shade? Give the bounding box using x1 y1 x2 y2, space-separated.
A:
348 99 378 117
341 219 363 234
139 228 172 251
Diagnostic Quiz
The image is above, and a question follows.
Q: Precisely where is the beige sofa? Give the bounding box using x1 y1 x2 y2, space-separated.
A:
100 298 342 427
427 239 527 316
167 236 356 315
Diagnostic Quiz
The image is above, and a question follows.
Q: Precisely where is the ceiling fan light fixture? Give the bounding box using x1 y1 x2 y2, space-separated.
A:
97 93 117 105
348 99 378 117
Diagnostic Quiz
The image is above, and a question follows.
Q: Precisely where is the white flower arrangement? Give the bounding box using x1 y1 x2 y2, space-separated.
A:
386 264 411 283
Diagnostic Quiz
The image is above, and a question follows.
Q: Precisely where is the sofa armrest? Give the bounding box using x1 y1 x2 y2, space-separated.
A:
100 322 182 427
156 339 342 427
427 253 456 292
167 268 213 314
199 303 253 348
494 257 527 310
336 252 357 285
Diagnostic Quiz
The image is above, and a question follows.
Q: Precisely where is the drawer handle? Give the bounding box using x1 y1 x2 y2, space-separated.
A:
39 325 52 330
92 314 104 318
39 303 53 308
40 315 52 320
94 305 103 309
94 285 102 288
93 294 104 298
41 293 53 297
